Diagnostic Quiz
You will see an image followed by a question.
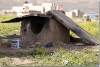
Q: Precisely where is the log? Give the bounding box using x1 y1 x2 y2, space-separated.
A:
48 11 98 45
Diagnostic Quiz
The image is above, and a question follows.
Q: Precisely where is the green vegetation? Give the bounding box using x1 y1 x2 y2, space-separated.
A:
0 23 20 36
78 21 99 38
0 15 15 22
30 48 98 66
0 15 20 36
0 16 99 66
0 48 98 66
70 21 99 39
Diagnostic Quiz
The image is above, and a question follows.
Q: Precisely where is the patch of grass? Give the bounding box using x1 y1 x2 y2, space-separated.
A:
0 15 15 21
0 15 20 36
0 23 20 36
78 21 99 38
0 48 98 66
70 21 99 39
30 48 98 66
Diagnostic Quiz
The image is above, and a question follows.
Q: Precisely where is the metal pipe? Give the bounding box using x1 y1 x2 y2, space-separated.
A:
98 1 100 67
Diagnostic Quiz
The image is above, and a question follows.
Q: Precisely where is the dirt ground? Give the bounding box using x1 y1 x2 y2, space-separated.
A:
0 43 98 66
0 43 99 55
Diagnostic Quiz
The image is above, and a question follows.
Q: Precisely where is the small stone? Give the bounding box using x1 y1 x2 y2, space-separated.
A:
76 43 84 46
44 42 53 48
63 60 69 65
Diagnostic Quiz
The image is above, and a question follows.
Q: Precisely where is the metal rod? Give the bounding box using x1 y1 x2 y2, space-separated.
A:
98 1 100 67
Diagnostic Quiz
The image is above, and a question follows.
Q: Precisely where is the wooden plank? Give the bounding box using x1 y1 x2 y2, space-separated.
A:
1 15 49 23
48 11 98 45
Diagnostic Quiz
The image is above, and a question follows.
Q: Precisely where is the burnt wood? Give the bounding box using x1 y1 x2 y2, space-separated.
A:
1 15 50 23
